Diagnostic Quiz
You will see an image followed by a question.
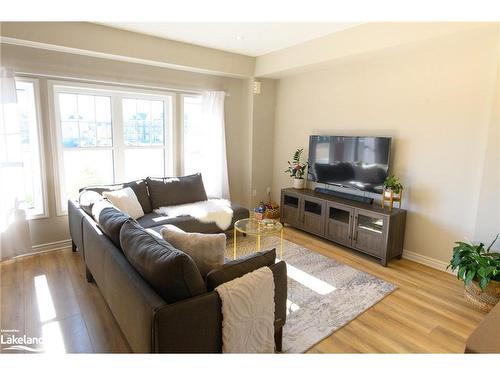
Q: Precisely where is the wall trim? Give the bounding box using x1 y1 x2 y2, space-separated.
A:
1 239 73 264
31 238 72 253
0 36 248 79
402 249 454 275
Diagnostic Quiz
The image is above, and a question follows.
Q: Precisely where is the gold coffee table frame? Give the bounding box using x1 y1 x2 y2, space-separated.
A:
233 218 284 260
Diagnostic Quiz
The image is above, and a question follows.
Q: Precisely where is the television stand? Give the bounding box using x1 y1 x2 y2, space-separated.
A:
314 187 374 204
280 188 406 266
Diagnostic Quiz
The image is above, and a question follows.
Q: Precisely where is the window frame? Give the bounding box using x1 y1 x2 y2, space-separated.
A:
180 93 204 176
48 80 175 215
11 77 49 220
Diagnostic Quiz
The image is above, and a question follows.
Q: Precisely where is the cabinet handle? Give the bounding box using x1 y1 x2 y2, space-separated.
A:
352 216 358 241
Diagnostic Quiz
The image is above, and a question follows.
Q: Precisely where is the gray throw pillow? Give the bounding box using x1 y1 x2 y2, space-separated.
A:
146 173 208 208
206 249 276 292
160 225 226 278
92 200 130 248
120 220 206 303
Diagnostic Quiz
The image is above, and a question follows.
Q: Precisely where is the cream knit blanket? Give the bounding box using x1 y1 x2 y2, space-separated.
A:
215 266 275 353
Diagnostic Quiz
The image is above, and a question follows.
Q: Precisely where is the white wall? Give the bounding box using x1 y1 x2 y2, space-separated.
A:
271 25 500 262
250 78 276 207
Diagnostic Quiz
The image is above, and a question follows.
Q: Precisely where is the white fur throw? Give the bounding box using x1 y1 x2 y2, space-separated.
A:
154 199 234 230
215 266 275 353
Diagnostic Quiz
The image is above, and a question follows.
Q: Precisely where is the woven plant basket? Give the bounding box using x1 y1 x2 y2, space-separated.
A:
264 207 280 220
464 279 500 312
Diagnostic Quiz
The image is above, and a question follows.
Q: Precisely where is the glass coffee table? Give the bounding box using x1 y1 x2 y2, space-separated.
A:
233 218 284 260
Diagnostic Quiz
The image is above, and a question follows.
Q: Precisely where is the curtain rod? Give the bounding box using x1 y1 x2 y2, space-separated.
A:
14 71 230 97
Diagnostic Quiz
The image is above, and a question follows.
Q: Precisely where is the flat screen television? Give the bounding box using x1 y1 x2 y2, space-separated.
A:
307 135 391 194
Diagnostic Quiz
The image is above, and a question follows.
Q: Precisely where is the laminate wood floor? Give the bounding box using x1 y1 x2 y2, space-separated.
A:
0 227 486 353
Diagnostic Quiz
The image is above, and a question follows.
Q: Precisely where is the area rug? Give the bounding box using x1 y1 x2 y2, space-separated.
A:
225 235 396 353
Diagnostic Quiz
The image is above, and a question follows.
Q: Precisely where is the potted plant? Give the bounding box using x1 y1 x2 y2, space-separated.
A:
285 148 307 189
447 234 500 312
383 175 403 198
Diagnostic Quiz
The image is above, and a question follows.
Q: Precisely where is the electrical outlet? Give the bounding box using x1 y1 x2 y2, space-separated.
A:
252 189 257 197
266 187 271 195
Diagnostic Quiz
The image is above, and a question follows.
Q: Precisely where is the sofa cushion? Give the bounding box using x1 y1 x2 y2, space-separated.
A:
102 187 145 220
119 220 206 303
146 174 207 209
81 179 152 214
206 249 276 292
160 225 226 278
92 200 131 248
139 203 249 232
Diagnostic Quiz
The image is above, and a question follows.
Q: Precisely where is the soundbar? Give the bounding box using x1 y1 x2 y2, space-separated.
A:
314 187 374 204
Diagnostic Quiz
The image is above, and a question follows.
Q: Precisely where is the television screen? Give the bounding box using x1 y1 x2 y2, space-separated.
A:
307 135 391 194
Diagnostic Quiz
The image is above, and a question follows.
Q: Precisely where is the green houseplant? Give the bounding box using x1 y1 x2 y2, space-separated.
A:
447 234 500 311
383 175 403 195
285 148 308 189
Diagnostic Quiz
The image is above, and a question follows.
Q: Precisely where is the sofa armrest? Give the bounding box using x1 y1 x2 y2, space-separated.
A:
270 261 287 330
206 249 276 290
152 261 287 353
153 291 223 353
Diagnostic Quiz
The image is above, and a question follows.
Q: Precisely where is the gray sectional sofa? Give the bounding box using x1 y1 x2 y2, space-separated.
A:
68 174 287 353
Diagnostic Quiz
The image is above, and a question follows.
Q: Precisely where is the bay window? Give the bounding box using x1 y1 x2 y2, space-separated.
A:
52 83 174 214
0 78 46 218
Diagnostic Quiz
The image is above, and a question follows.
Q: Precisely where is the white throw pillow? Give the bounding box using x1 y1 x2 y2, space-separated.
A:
102 187 144 220
160 225 226 277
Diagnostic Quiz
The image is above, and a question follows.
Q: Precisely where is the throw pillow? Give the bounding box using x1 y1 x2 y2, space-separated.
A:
81 179 152 214
146 173 208 208
120 220 206 303
160 225 226 278
92 200 130 248
103 187 144 219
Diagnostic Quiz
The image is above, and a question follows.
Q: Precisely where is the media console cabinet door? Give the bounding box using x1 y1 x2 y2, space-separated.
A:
325 202 354 247
301 197 326 236
353 209 388 258
281 191 302 227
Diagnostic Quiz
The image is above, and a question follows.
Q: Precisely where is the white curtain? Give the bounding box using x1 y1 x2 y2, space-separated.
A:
0 67 32 261
199 91 230 199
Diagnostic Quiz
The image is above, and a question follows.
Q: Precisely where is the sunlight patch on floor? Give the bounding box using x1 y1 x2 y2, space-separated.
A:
277 258 336 295
34 274 66 353
34 275 56 323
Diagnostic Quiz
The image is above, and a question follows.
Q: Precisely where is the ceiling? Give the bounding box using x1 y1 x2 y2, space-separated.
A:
100 22 360 57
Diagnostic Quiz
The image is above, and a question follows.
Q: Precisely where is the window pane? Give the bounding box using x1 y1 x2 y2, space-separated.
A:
58 93 112 148
183 96 203 175
123 98 164 146
61 121 80 147
62 149 114 202
123 148 164 181
0 80 45 216
59 93 77 121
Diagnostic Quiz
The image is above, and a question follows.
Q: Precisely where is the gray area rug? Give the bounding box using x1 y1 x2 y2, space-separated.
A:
225 235 396 353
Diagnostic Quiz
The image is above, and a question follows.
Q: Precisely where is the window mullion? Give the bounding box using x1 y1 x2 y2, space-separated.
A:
173 94 182 176
112 95 125 183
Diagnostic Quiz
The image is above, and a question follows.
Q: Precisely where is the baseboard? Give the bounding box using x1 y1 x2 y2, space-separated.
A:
402 249 454 275
6 239 73 261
